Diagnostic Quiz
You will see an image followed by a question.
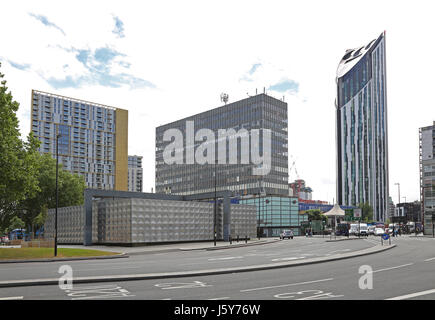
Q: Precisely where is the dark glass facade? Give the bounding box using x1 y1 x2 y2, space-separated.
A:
155 93 289 197
239 196 303 236
336 32 389 222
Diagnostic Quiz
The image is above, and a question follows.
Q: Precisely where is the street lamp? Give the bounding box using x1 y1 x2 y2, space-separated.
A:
394 183 400 204
54 133 61 257
213 158 217 246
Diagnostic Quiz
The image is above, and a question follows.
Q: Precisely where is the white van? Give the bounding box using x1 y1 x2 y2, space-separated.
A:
349 224 359 235
350 223 368 236
359 223 368 236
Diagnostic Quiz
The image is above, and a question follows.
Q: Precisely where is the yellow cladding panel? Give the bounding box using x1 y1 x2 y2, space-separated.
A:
115 108 128 191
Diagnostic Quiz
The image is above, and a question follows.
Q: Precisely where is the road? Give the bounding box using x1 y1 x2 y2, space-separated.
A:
0 236 434 300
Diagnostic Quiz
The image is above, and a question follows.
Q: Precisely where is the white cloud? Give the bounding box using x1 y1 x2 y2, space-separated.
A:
1 0 434 203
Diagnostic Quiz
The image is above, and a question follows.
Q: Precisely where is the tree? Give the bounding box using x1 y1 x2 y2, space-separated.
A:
358 202 374 222
306 209 327 222
20 153 86 236
8 216 25 232
0 62 40 232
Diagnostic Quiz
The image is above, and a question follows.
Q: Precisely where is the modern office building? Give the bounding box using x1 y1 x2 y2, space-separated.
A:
395 201 421 223
388 196 395 220
155 93 289 197
31 90 128 191
239 195 302 236
128 155 143 192
335 32 389 222
420 122 435 235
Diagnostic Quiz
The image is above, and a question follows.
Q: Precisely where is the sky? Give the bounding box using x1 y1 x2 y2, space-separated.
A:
0 0 433 204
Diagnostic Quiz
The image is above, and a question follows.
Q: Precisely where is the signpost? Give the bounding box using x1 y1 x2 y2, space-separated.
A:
382 233 390 245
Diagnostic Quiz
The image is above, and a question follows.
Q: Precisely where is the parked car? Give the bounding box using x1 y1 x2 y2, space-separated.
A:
280 230 294 239
374 228 385 236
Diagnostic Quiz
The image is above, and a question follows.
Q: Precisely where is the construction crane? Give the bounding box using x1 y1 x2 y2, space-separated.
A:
289 156 300 181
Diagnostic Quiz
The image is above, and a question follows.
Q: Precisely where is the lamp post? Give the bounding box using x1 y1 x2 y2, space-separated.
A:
394 183 400 205
54 133 61 257
213 158 217 246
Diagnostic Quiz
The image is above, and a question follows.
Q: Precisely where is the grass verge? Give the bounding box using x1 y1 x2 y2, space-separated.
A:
0 247 119 260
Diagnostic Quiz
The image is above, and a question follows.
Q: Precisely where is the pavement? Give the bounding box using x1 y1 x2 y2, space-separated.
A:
60 237 281 255
0 237 395 288
0 238 279 264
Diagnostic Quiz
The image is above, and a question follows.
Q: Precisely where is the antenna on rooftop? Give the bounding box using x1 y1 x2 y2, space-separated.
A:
220 93 229 105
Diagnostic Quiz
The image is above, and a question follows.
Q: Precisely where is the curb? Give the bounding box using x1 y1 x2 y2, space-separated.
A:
0 244 395 288
326 237 370 242
201 239 280 251
0 253 128 264
125 239 280 255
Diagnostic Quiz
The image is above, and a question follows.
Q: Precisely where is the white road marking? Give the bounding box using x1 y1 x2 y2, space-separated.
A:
424 257 435 262
271 257 306 262
240 278 334 293
369 263 414 274
208 297 230 300
0 296 23 300
155 281 211 290
386 288 435 300
64 284 135 300
72 292 134 300
207 256 244 261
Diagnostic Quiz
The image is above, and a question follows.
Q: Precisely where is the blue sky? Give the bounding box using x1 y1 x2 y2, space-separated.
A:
1 0 434 203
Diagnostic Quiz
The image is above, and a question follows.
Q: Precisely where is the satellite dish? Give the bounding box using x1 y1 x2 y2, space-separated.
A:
220 93 229 105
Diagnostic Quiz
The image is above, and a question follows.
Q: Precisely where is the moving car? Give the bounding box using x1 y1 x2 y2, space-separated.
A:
367 225 376 235
280 230 294 239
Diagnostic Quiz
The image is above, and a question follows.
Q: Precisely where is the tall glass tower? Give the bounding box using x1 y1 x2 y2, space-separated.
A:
336 32 389 222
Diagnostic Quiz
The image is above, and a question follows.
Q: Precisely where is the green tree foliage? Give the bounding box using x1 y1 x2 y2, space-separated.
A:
0 62 40 233
0 63 86 236
20 153 86 236
306 209 327 222
358 202 374 222
8 216 25 231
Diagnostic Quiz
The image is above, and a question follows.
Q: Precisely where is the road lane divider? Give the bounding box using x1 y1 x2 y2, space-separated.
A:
386 288 435 300
240 278 334 293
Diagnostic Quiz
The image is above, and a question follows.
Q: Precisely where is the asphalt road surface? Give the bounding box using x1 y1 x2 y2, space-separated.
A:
1 236 434 300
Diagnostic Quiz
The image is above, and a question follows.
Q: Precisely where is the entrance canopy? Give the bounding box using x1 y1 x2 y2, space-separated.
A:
323 204 345 217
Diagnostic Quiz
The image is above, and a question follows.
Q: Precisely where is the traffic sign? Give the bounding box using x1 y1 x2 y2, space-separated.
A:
382 233 390 241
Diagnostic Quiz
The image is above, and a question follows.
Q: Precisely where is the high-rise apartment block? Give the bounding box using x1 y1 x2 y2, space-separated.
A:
30 90 128 191
336 32 389 222
420 121 435 235
155 93 289 197
128 155 143 192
